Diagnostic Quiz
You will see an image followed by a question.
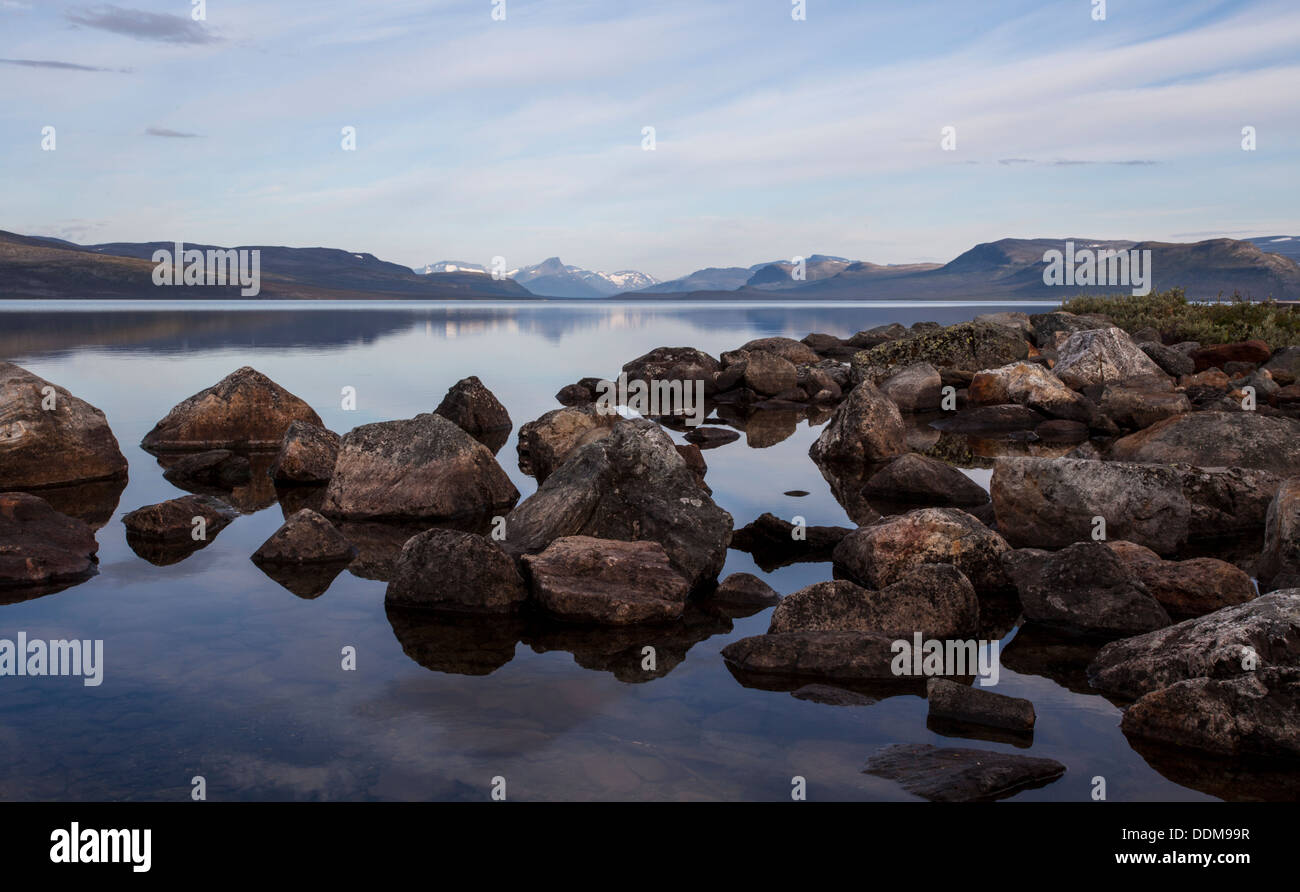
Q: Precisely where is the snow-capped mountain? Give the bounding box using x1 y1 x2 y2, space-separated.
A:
415 256 659 297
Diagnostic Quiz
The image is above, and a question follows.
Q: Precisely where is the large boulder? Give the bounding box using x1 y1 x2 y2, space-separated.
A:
1139 341 1195 377
621 347 719 389
851 321 1029 384
1052 328 1166 389
1190 339 1272 373
768 564 978 639
269 420 340 484
1263 346 1300 385
1028 311 1113 347
321 413 519 523
1108 412 1300 476
832 508 1011 594
516 406 619 483
1003 542 1171 637
1086 590 1300 700
522 536 690 624
738 336 820 365
142 366 323 451
1097 383 1190 431
808 382 906 469
968 361 1094 421
121 494 238 542
862 454 989 507
878 362 942 412
385 528 528 614
0 492 99 591
0 362 128 488
433 376 512 452
1259 478 1300 592
251 509 356 564
498 419 732 590
722 350 798 396
1105 540 1256 616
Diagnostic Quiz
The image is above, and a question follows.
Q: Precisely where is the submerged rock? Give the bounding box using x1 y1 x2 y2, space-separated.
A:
433 375 512 453
269 420 340 485
863 743 1065 802
142 366 323 452
0 361 128 489
721 630 903 682
251 508 356 565
0 492 99 592
321 413 519 523
832 508 1011 594
523 535 690 625
385 527 528 614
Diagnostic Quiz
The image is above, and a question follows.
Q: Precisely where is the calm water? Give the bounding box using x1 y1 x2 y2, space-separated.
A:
0 300 1246 801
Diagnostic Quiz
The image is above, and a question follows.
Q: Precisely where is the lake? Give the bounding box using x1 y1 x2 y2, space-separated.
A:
0 300 1234 801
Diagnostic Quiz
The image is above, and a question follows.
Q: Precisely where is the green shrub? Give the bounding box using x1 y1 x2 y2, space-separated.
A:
1061 288 1300 346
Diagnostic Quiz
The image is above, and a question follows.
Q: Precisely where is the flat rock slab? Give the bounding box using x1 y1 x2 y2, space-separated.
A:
863 743 1065 801
927 678 1036 732
721 630 901 682
523 535 690 625
121 494 238 543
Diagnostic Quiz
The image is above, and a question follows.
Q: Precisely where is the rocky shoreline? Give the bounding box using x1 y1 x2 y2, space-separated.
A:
3 307 1299 799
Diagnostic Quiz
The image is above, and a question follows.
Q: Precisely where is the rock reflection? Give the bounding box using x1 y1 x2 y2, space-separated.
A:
154 450 278 513
11 476 127 531
1123 738 1300 802
254 559 351 599
999 622 1105 696
385 605 528 676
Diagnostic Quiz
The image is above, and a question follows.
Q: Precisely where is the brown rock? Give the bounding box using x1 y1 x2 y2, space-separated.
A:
926 677 1036 732
433 375 512 452
386 527 528 613
1108 411 1300 476
251 508 356 564
968 361 1093 421
1191 340 1272 372
739 336 820 365
142 366 323 451
808 382 906 469
0 492 99 590
516 406 618 483
523 535 690 624
832 507 1011 594
1106 540 1255 615
711 572 780 606
863 454 989 507
1259 477 1300 592
879 362 942 412
269 420 340 484
121 494 238 542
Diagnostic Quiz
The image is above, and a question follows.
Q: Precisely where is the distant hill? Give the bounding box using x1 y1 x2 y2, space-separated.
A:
1249 235 1300 263
416 256 659 297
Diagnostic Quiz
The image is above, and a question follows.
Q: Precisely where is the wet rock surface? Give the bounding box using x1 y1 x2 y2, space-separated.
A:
862 743 1065 801
269 420 340 485
121 493 238 543
251 508 357 565
523 535 690 625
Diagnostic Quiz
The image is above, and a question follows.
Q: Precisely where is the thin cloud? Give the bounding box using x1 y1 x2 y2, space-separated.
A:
146 127 201 138
66 4 219 45
0 57 128 72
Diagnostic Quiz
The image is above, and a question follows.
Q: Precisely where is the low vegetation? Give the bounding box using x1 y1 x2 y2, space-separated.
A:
1063 288 1300 346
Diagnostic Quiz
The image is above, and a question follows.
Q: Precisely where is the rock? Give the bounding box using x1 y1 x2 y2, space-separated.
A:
968 361 1094 421
863 743 1065 802
516 406 619 482
522 536 690 624
1120 668 1300 759
269 420 340 484
1028 311 1113 347
142 366 323 452
385 527 528 613
1191 340 1272 373
1098 384 1190 430
991 457 1277 555
433 376 512 451
674 443 710 492
711 572 781 606
121 494 237 542
0 492 99 591
769 564 979 639
1106 540 1256 616
1263 346 1300 385
728 512 851 570
1139 341 1195 377
1053 328 1166 389
721 630 902 682
790 684 878 706
727 350 798 396
801 333 846 355
851 321 1029 384
499 419 732 590
251 509 356 564
739 336 820 365
926 678 1036 732
555 377 604 407
622 346 719 390
0 362 128 489
321 413 519 523
1259 478 1300 592
1034 419 1089 443
929 404 1046 433
1109 411 1300 476
808 382 906 469
683 425 741 448
863 454 989 507
1002 542 1171 636
1086 590 1300 700
162 449 251 489
847 323 908 349
974 311 1033 339
878 362 942 412
832 508 1011 594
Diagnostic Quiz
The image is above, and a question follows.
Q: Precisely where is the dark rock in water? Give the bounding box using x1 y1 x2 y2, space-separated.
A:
785 490 809 497
1034 419 1089 443
683 425 740 448
1139 341 1195 377
879 362 942 413
801 333 846 355
1086 590 1300 700
1259 478 1300 592
721 630 903 682
711 572 780 606
926 678 1036 732
791 684 877 707
499 419 732 591
335 520 430 582
729 512 851 570
851 322 1029 385
523 535 689 625
809 382 906 469
555 380 597 407
722 349 799 396
142 366 323 452
847 322 908 349
1121 667 1300 760
269 420 340 485
251 508 356 565
385 527 527 614
122 493 237 543
1105 540 1255 616
516 406 619 482
622 346 720 393
738 336 820 365
863 454 989 507
321 413 519 523
162 449 251 489
974 311 1033 339
434 375 512 453
0 492 99 593
386 605 527 676
254 558 350 599
1003 542 1170 637
863 743 1065 801
1191 339 1272 372
769 565 978 640
929 404 1046 433
832 508 1011 594
1109 411 1300 476
0 362 129 490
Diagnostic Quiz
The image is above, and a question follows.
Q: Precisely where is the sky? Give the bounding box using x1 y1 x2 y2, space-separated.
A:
2 0 1298 280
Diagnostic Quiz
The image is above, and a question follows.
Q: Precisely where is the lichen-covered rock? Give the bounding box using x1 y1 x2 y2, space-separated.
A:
1053 327 1166 389
385 527 528 613
832 508 1011 594
852 321 1029 384
142 366 323 451
1109 411 1300 476
808 382 906 469
523 535 690 624
269 420 340 484
968 361 1094 421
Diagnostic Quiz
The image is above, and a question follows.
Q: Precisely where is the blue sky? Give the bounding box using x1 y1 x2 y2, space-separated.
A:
2 0 1297 279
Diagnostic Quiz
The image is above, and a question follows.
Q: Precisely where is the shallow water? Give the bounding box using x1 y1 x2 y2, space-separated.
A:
0 300 1243 801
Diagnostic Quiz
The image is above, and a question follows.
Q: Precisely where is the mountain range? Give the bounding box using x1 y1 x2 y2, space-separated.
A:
3 229 1298 301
